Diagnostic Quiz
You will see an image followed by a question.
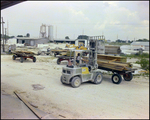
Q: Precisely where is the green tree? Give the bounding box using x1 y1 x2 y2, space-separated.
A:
65 36 69 39
26 33 30 37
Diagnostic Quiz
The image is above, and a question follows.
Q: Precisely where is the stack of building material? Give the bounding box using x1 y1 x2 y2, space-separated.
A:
83 54 132 72
97 59 132 71
105 45 121 54
12 51 36 56
97 54 126 63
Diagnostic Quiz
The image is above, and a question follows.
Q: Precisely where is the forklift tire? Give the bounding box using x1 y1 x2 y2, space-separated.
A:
123 72 133 81
71 77 81 88
12 55 16 60
60 76 65 84
94 73 103 84
20 57 23 63
112 74 122 84
57 58 61 65
33 57 36 62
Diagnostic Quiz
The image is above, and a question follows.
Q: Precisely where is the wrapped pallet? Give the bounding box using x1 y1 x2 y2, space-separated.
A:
105 45 121 54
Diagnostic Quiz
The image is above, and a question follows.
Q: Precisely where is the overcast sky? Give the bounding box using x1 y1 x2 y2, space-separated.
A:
1 1 149 41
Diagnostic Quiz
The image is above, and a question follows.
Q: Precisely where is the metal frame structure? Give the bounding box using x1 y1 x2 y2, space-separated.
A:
1 1 26 10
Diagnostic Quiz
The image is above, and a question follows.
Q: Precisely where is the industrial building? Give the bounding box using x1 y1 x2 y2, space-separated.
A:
53 39 75 44
131 41 149 51
16 37 49 46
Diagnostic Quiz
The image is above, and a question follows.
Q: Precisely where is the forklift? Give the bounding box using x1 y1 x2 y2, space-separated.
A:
60 36 103 88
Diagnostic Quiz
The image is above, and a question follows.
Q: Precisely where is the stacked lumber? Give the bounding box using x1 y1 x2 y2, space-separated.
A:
13 51 35 54
83 54 131 71
12 50 36 57
97 54 126 63
97 59 131 71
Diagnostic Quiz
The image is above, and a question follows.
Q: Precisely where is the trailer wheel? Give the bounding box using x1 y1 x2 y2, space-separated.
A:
12 55 16 60
112 74 122 84
57 58 61 65
33 57 36 62
71 77 81 88
94 73 103 84
60 76 65 84
20 57 23 63
123 72 133 81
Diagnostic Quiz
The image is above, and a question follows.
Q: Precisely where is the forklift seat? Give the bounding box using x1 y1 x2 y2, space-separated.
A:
79 63 87 67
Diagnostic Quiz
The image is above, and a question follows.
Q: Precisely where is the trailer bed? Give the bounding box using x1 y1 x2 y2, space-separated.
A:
12 51 37 63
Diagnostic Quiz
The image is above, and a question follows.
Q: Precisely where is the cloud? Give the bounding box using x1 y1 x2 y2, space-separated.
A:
1 1 149 40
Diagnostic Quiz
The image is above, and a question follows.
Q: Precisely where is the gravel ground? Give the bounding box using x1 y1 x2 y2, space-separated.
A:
1 54 149 119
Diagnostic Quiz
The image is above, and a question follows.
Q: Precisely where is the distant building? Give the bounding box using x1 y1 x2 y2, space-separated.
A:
53 39 75 44
131 41 149 51
16 37 49 46
107 40 111 43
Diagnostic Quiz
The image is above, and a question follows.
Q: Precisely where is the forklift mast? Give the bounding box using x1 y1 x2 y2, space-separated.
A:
88 36 101 69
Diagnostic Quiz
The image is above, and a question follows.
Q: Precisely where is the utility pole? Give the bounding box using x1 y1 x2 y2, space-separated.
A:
117 34 118 40
55 26 57 39
1 17 5 52
7 20 9 36
5 28 7 44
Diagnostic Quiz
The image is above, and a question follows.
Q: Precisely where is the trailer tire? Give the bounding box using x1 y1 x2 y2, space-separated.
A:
112 74 122 84
12 55 16 60
123 72 133 81
20 57 23 63
33 57 36 62
94 73 103 84
57 58 61 65
71 77 81 88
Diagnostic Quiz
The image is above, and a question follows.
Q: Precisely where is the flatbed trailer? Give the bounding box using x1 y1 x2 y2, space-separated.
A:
51 49 68 57
83 54 136 84
97 59 136 84
12 51 37 63
56 55 74 65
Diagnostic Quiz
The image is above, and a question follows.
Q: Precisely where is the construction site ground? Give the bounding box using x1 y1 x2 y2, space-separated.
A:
1 54 149 119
